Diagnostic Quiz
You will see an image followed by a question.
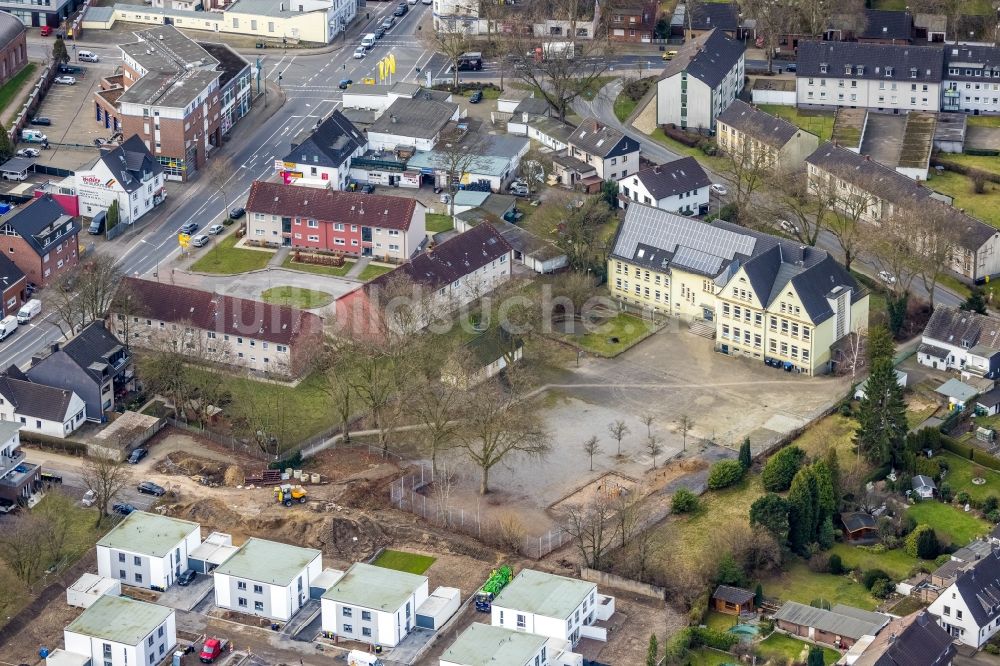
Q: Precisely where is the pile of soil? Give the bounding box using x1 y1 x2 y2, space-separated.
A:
156 452 234 486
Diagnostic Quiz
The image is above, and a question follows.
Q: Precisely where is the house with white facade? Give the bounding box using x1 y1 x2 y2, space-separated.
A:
917 305 1000 375
567 118 640 182
657 28 745 131
0 367 86 439
405 133 530 194
276 110 366 191
796 41 943 111
616 156 710 215
0 421 42 506
96 511 201 590
366 97 460 152
943 44 1000 115
63 595 176 666
335 223 513 339
441 623 582 666
73 135 166 226
929 550 1000 648
321 562 429 647
490 569 615 645
213 537 322 622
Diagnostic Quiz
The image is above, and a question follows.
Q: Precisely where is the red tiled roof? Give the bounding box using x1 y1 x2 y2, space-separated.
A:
245 180 419 231
117 277 323 346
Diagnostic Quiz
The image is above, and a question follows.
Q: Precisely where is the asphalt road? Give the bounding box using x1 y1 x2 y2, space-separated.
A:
4 4 437 371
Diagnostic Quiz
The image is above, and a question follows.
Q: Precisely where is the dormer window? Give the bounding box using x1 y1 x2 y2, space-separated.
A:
885 66 894 77
910 67 918 78
857 65 864 76
844 65 852 75
819 63 828 74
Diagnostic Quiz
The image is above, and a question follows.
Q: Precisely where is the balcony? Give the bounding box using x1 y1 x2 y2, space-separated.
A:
0 460 37 488
0 447 25 479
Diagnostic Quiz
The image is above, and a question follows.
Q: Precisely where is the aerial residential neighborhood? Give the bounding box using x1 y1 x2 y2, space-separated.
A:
8 0 1000 665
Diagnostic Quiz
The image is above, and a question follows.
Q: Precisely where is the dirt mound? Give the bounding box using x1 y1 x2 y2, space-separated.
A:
339 478 392 510
170 498 245 531
156 452 228 485
224 465 245 486
320 515 391 560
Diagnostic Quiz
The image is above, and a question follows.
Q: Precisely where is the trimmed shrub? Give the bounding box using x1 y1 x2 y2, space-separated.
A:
905 525 934 558
828 553 844 575
762 445 806 492
707 459 745 490
671 488 699 514
690 627 739 650
862 569 891 590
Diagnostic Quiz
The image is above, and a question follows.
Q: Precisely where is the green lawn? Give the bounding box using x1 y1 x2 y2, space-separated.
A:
890 595 929 616
426 213 454 233
907 501 990 545
0 63 37 121
372 549 436 574
649 128 727 172
906 404 939 431
704 610 739 632
758 633 840 665
827 543 919 581
466 87 500 100
614 92 638 122
759 559 877 610
688 647 738 666
190 235 273 274
358 263 393 281
968 115 1000 127
938 153 1000 178
926 170 1000 228
282 254 355 277
757 105 835 141
568 313 656 357
939 451 1000 502
260 286 333 309
793 414 859 461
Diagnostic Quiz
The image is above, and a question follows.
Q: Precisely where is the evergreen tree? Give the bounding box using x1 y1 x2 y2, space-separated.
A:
646 634 659 666
818 516 836 550
962 288 988 315
824 448 842 512
749 493 790 544
807 646 825 666
812 460 838 529
601 181 619 209
106 200 120 231
738 437 752 470
886 293 909 338
0 121 12 162
787 467 816 555
716 552 745 587
762 445 806 492
754 583 763 606
855 358 908 466
866 325 895 366
52 37 70 64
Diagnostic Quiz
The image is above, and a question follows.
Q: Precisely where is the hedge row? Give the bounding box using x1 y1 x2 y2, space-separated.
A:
932 157 1000 185
19 432 87 456
941 436 1000 473
662 124 703 148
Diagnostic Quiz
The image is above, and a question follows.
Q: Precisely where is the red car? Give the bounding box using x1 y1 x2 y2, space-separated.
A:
199 637 228 663
39 26 51 36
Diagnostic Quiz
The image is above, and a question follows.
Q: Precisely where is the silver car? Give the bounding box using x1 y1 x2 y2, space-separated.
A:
207 224 225 235
191 234 210 247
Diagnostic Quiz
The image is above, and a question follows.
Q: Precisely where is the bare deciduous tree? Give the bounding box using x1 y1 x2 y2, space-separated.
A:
810 168 879 272
677 414 694 452
913 202 963 308
562 495 617 569
409 381 462 473
794 0 866 37
51 253 123 337
646 434 663 468
434 125 489 217
0 513 46 585
583 435 603 471
717 137 774 219
82 454 132 526
431 22 473 89
608 419 630 456
640 413 655 439
764 170 826 246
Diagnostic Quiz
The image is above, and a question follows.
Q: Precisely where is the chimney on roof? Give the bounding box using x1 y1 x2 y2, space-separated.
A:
50 342 59 354
864 155 870 161
390 114 397 123
889 633 896 644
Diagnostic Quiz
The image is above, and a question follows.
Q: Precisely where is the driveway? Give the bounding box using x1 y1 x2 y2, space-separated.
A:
173 267 359 311
159 572 215 611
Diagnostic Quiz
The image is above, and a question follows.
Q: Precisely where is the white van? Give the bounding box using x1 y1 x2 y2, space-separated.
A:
21 129 47 143
16 299 40 324
361 33 376 49
78 50 99 63
1 171 26 181
0 315 17 341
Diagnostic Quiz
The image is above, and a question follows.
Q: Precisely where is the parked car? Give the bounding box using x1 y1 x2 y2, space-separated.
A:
30 117 51 126
229 207 246 220
710 183 728 196
112 503 135 516
207 224 225 235
58 64 80 74
78 50 99 63
353 46 366 59
54 75 76 85
778 219 799 234
127 447 148 464
16 148 39 158
179 222 199 235
40 25 52 36
191 234 210 247
469 89 483 104
878 270 897 285
394 3 408 16
381 16 394 28
408 0 418 5
138 481 166 496
360 183 375 194
422 0 431 5
81 489 96 507
784 63 797 72
178 569 198 586
339 78 353 89
374 26 386 38
662 49 678 61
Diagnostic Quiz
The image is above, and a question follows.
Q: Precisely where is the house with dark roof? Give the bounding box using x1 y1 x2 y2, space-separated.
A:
851 610 955 666
73 134 166 225
774 601 890 649
716 100 819 171
841 512 879 542
917 305 1000 374
366 97 460 152
278 110 366 191
657 28 746 131
109 277 324 378
608 203 867 375
616 156 711 215
566 117 640 182
441 327 523 389
0 194 79 287
806 143 1000 282
0 253 26 317
943 44 1000 115
711 585 755 615
795 41 944 111
929 550 1000 647
335 224 512 339
244 180 426 262
0 366 86 439
856 9 914 44
25 322 132 422
683 2 744 39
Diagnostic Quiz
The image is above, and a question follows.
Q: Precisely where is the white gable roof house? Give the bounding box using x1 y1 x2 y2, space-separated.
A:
490 569 615 645
929 549 1000 648
919 305 1000 377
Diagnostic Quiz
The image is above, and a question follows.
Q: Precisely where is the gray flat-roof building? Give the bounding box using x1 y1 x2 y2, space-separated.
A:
96 510 201 591
63 595 176 666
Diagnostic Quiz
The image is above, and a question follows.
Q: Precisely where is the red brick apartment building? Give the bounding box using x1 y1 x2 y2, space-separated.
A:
0 195 79 287
94 25 252 181
608 1 659 42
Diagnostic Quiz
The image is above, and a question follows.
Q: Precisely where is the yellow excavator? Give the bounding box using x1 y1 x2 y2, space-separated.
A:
274 483 308 506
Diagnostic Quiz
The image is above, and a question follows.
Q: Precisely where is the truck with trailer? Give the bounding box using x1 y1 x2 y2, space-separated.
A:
474 565 513 612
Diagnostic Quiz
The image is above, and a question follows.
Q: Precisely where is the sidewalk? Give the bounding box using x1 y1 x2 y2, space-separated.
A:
345 257 370 279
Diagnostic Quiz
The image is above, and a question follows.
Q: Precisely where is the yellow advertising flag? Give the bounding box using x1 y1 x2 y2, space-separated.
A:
378 59 386 81
388 53 396 74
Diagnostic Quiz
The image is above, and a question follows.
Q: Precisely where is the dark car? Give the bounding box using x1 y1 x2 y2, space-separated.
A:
374 26 386 38
393 3 407 16
784 63 797 72
127 447 148 464
361 183 375 194
30 117 52 126
24 282 37 296
469 89 483 104
112 503 135 516
179 222 198 235
177 569 198 586
229 207 246 220
338 79 352 89
138 481 166 496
